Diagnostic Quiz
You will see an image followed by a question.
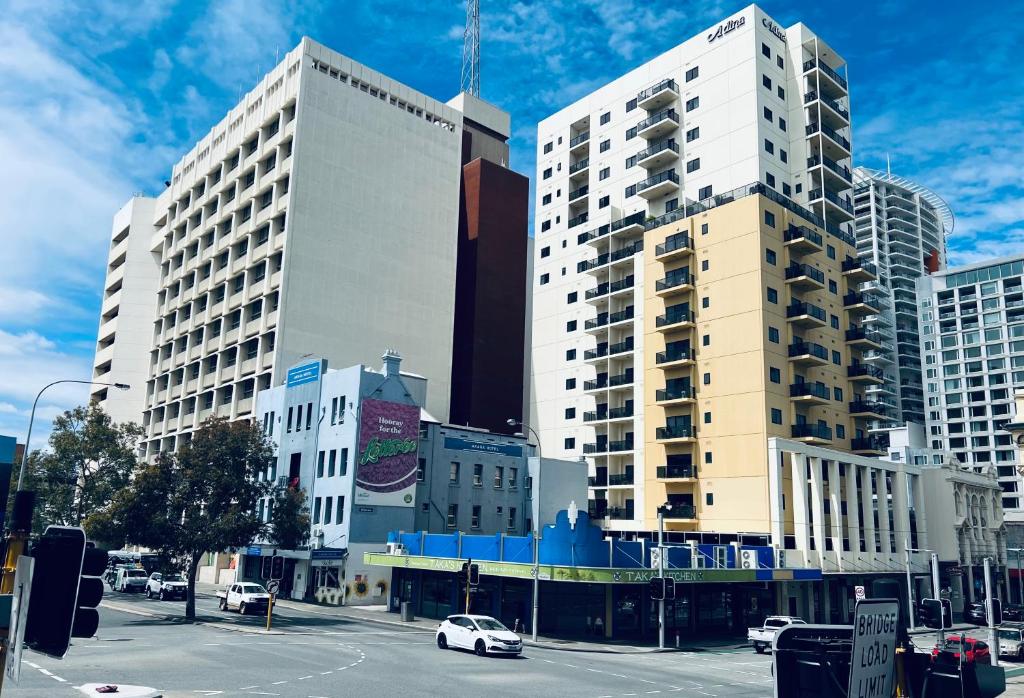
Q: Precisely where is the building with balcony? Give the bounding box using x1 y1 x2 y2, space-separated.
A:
852 167 953 432
90 38 529 454
917 254 1024 542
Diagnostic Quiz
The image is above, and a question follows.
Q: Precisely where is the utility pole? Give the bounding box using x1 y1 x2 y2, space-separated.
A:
931 553 943 649
985 558 999 667
531 531 540 642
465 557 472 614
904 540 915 631
658 508 665 650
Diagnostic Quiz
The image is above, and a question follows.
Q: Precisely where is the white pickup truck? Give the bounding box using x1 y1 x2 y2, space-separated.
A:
216 583 273 615
747 616 806 653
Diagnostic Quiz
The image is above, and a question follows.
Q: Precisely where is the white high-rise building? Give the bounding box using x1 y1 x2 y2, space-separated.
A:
529 4 853 532
91 38 514 456
853 167 952 429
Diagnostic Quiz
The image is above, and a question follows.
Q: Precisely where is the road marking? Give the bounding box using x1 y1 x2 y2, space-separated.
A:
320 671 333 675
239 686 259 690
298 675 313 680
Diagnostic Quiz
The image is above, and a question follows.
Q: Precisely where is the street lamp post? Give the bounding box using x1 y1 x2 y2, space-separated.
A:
656 504 671 650
507 418 542 642
903 542 933 632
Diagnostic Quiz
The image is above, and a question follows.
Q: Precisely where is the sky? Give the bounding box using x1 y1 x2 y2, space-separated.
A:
1 0 1022 450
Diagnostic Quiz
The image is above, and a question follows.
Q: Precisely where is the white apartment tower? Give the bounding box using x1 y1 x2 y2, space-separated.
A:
91 38 510 456
853 167 952 429
530 4 853 531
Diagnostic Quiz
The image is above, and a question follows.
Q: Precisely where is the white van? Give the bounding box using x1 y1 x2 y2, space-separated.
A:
115 567 149 593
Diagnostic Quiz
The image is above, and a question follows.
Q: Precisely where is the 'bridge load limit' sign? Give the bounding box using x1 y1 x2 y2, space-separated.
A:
848 598 899 698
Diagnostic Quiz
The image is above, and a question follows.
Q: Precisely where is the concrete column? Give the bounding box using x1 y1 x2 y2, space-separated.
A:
892 469 911 559
845 460 862 562
791 454 811 558
861 467 877 557
827 460 844 571
809 457 827 568
911 473 928 550
767 440 786 546
877 468 892 556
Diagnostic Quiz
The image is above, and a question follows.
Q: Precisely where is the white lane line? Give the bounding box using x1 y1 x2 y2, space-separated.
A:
320 671 333 675
239 686 259 690
271 680 288 685
298 675 313 680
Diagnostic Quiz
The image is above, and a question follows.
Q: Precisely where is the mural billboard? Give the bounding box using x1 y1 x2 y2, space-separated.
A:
355 399 420 507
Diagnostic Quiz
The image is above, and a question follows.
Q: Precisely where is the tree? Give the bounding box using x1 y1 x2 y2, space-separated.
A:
13 405 142 536
88 418 275 620
268 486 311 550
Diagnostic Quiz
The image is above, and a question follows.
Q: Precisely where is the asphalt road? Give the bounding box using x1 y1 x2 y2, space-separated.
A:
9 590 776 698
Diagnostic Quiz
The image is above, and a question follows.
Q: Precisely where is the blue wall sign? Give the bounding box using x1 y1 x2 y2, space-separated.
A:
287 361 321 388
311 548 347 561
443 436 523 457
246 546 262 556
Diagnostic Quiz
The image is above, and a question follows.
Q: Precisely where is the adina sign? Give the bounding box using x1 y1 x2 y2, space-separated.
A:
707 15 745 43
355 398 420 507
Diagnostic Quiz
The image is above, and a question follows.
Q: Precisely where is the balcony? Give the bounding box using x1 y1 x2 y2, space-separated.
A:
609 405 633 421
662 504 697 521
569 158 590 177
568 212 589 229
585 306 634 332
635 108 679 140
807 154 852 185
637 78 679 110
849 400 889 419
847 364 885 384
654 268 694 297
846 327 883 349
657 464 696 481
585 337 635 361
608 472 634 486
569 130 590 154
784 263 825 290
786 302 827 328
585 275 634 302
578 241 643 273
656 385 696 405
783 225 824 254
655 232 692 260
607 507 636 521
842 257 877 282
588 475 607 488
568 184 590 203
805 121 851 154
588 502 609 519
632 169 679 200
790 382 830 404
656 346 694 368
851 437 886 456
789 341 829 365
843 292 880 316
609 369 635 389
583 406 608 422
656 424 696 443
791 423 833 444
803 57 848 91
655 305 694 331
636 138 680 169
804 90 849 121
808 188 855 218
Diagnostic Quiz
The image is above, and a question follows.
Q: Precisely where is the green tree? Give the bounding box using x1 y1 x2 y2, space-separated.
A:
88 418 275 620
268 486 311 551
14 405 142 536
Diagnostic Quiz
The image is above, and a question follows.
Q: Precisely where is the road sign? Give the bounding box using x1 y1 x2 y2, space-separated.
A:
848 598 898 698
5 556 34 684
854 585 866 601
266 580 280 595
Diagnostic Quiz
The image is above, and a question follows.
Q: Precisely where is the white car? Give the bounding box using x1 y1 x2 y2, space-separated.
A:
216 583 273 615
115 567 149 593
436 614 522 656
146 572 187 600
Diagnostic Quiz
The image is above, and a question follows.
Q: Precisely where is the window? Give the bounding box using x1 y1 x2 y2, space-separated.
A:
764 138 774 155
567 292 578 304
703 412 711 424
599 195 610 209
471 505 481 529
705 451 713 464
762 74 772 89
780 149 787 163
768 326 780 343
779 117 787 132
830 314 840 330
508 507 517 529
706 493 714 506
566 378 576 389
782 182 791 196
565 407 576 419
542 194 552 205
832 350 842 365
764 106 773 122
686 96 699 111
698 185 712 200
767 287 778 304
510 467 518 489
702 334 710 346
449 462 460 483
766 249 777 265
313 497 322 525
764 210 776 228
777 55 784 69
543 167 552 180
703 372 711 385
701 223 709 235
543 142 553 154
566 348 576 360
777 86 785 99
828 279 838 294
771 408 783 425
447 504 458 529
494 466 504 488
770 367 781 383
833 387 843 401
827 244 836 260
539 273 550 285
306 402 313 430
837 424 846 439
762 42 771 58
686 127 699 142
702 296 710 308
340 448 348 475
564 437 575 449
600 139 611 153
599 167 610 180
541 246 551 258
566 320 577 332
473 463 483 486
323 497 333 526
766 172 776 188
417 458 425 482
600 111 611 125
686 158 701 173
317 451 325 478
701 259 709 271
541 220 551 232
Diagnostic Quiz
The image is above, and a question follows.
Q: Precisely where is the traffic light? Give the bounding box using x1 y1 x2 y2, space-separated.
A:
990 599 1003 626
270 555 284 580
918 598 952 630
72 545 108 639
468 563 480 586
664 577 676 600
24 526 88 658
458 562 468 583
261 556 273 580
649 576 665 601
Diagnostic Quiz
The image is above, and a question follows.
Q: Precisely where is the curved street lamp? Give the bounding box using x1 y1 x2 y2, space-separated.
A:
19 380 130 489
505 418 542 461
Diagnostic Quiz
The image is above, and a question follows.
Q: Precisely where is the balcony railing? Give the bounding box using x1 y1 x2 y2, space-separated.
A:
569 158 590 174
656 306 693 327
609 438 634 452
608 472 634 486
635 138 679 163
609 369 635 387
662 504 697 520
785 263 825 284
784 224 824 247
588 475 608 487
577 211 647 245
848 364 884 380
656 346 693 364
578 241 644 272
586 275 635 300
851 437 885 452
637 78 678 103
805 121 850 151
844 291 878 308
787 302 826 322
569 130 590 148
804 90 849 120
656 232 692 257
629 108 679 137
569 185 590 201
657 463 695 479
790 382 830 400
842 258 877 276
607 507 635 520
808 154 852 183
633 169 679 195
808 188 855 215
568 212 589 229
656 385 695 402
791 424 833 440
583 408 608 422
846 327 883 344
789 341 829 360
849 400 889 416
655 269 694 292
656 424 695 440
803 58 848 90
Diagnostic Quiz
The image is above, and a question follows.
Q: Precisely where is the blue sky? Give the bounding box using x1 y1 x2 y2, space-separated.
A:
1 0 1022 448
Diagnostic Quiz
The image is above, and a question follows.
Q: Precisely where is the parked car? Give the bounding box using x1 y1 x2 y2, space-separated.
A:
931 635 992 665
998 624 1024 660
1003 604 1024 622
436 614 522 656
965 602 988 626
146 572 187 600
216 583 272 615
747 616 806 653
115 567 149 593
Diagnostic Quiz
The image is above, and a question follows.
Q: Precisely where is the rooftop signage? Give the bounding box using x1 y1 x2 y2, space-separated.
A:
707 15 745 43
286 361 321 388
763 18 787 42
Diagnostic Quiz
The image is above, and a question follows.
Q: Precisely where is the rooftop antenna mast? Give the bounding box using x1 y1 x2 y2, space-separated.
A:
461 0 480 96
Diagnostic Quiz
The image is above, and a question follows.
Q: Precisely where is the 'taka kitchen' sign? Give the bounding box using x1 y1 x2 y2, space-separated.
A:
355 398 420 507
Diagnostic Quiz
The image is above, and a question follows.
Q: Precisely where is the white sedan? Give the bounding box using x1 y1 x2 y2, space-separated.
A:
436 614 523 656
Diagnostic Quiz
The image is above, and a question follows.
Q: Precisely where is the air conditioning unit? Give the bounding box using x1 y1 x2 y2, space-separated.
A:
739 549 757 570
776 548 787 569
386 542 408 556
649 547 662 570
276 476 288 488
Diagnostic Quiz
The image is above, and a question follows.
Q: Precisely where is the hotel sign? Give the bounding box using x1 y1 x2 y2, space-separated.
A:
707 15 745 43
762 18 786 43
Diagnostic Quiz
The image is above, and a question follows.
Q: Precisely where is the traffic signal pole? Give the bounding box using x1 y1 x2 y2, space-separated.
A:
658 510 665 651
931 553 943 649
985 558 999 667
0 492 35 693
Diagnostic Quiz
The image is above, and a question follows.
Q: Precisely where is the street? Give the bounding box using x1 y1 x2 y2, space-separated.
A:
9 590 775 698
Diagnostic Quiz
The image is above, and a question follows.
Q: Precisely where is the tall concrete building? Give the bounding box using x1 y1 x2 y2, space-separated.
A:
853 167 952 430
530 5 857 534
90 38 528 454
917 254 1024 540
